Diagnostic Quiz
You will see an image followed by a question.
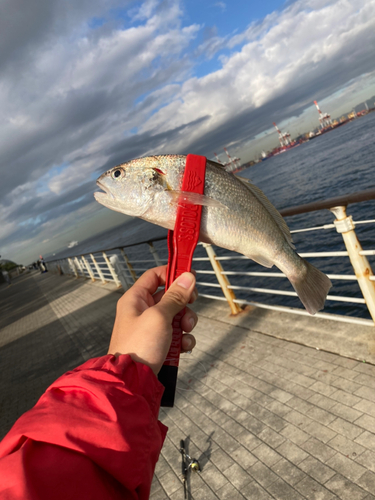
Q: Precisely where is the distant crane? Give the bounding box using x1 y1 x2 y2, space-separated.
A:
213 152 223 164
211 148 241 172
223 147 241 172
273 122 292 147
314 100 332 129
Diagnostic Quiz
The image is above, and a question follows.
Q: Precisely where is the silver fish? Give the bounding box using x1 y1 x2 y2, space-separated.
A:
94 154 331 314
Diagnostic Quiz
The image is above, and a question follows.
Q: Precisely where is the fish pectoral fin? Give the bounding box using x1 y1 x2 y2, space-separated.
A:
248 254 274 268
167 191 228 209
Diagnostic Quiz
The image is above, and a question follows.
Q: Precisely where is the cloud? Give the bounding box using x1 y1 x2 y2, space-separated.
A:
1 0 375 264
142 0 375 137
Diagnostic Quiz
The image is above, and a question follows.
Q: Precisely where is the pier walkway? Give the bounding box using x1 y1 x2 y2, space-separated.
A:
2 272 375 499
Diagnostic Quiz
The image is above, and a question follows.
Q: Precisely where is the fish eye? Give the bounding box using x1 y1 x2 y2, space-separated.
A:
112 168 123 179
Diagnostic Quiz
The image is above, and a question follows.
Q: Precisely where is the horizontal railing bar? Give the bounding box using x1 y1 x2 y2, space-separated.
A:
213 252 351 260
198 293 226 301
54 248 374 264
290 219 375 235
280 187 375 217
224 271 285 277
196 294 372 326
45 236 168 262
300 252 347 257
197 282 365 304
221 271 358 280
226 285 366 303
233 299 373 326
355 219 375 225
291 224 335 234
214 256 248 261
196 282 222 288
44 189 375 264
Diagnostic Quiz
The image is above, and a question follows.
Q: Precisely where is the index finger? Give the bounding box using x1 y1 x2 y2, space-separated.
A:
132 265 168 296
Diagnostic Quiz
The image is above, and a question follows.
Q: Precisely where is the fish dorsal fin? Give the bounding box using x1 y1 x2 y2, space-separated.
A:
237 177 295 249
236 175 253 182
207 159 227 170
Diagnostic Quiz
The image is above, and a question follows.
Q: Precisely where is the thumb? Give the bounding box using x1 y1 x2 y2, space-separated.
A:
155 272 196 322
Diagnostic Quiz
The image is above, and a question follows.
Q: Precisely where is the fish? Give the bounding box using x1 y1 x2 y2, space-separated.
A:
94 154 332 314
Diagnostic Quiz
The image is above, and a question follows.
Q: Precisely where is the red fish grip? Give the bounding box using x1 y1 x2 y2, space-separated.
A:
158 154 206 407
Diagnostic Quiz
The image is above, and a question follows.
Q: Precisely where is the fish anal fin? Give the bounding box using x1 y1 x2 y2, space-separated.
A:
249 254 274 268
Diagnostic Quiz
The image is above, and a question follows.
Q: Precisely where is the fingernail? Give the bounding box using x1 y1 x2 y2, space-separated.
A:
185 336 194 349
189 317 195 329
176 272 194 289
186 350 192 354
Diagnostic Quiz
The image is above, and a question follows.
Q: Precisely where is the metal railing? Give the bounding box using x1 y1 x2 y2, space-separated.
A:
46 189 375 327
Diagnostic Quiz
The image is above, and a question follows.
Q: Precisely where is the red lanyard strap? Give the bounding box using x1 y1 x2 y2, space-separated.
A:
158 154 206 407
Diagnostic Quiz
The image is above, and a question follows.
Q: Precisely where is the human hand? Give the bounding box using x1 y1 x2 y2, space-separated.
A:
108 266 198 375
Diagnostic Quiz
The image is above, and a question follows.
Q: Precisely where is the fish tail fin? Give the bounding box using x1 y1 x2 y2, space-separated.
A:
289 259 332 315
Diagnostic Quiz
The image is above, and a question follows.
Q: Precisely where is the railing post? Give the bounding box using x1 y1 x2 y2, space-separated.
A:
331 205 375 322
74 257 84 277
203 243 242 315
82 255 95 282
90 253 106 284
121 249 137 283
103 252 121 287
68 258 79 278
110 255 131 290
148 242 163 266
61 259 69 275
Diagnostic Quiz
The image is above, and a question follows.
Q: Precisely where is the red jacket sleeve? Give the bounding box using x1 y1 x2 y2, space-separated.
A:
0 354 168 500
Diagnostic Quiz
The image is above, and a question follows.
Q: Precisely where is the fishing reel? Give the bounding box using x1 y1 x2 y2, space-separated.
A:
180 439 200 498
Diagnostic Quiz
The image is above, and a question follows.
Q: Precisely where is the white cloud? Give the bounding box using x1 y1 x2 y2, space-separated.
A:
133 0 375 156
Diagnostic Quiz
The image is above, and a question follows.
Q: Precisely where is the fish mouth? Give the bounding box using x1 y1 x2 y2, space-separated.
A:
96 179 108 193
94 180 115 202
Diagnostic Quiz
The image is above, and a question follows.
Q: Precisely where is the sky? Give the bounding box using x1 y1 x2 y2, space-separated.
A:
1 0 375 265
